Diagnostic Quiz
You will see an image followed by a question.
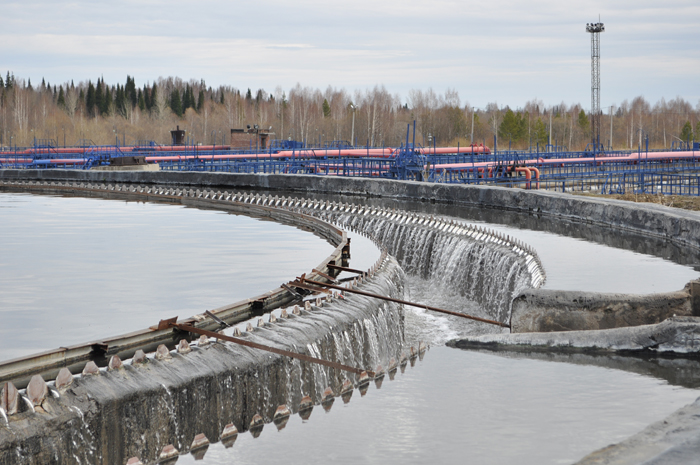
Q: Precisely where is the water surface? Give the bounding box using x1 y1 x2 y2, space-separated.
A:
176 346 698 465
0 193 334 361
2 191 698 464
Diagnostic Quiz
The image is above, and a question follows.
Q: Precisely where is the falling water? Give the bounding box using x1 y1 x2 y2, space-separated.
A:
160 384 182 450
0 185 544 464
313 207 534 323
234 259 407 407
68 405 98 464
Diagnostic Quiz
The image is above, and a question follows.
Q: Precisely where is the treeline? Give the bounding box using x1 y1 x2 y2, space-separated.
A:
1 72 698 150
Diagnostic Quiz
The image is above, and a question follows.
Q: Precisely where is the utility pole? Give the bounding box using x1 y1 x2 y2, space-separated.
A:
548 109 552 153
586 20 605 148
470 111 475 144
609 105 614 150
349 104 356 147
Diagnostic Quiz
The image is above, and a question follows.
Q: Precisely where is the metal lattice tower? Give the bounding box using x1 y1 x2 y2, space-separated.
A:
586 21 604 147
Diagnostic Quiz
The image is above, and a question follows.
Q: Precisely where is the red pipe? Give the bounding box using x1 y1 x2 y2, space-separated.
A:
514 167 532 189
529 167 540 189
432 150 699 171
418 145 490 155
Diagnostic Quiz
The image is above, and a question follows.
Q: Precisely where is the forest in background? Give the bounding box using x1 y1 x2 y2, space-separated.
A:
1 72 699 151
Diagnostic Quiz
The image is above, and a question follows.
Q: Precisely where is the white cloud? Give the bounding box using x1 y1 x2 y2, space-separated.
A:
1 0 698 108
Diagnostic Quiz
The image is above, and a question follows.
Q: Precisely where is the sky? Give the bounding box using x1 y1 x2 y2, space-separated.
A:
1 0 699 111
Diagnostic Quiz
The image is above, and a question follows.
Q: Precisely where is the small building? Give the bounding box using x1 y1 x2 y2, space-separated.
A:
231 125 274 151
170 126 185 146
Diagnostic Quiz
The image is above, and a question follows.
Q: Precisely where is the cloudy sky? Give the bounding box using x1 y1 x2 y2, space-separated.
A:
2 0 699 110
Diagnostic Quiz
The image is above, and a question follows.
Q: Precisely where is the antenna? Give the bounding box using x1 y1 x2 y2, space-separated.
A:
586 19 605 148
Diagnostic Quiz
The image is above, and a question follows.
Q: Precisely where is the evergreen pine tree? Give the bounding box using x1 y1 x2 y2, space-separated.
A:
57 86 66 108
102 85 113 116
138 89 146 111
126 76 137 109
143 84 151 111
6 72 13 89
41 77 46 91
0 74 4 88
115 84 124 116
86 81 96 117
94 79 103 116
197 89 205 112
246 88 252 101
322 99 331 118
578 109 589 131
498 109 524 142
680 121 693 142
150 84 158 112
220 91 224 104
183 84 191 110
170 89 183 117
532 119 548 147
27 78 32 90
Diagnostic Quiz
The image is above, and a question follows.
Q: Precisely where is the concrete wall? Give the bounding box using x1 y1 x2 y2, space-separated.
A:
510 285 698 333
0 256 406 465
3 170 700 252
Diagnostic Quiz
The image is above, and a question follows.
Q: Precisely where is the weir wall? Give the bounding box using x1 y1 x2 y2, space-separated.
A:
3 169 699 252
0 254 406 465
0 171 545 464
2 169 698 332
0 186 351 390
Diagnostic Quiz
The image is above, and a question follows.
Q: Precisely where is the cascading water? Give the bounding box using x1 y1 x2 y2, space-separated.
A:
0 183 548 464
307 207 534 325
234 261 406 408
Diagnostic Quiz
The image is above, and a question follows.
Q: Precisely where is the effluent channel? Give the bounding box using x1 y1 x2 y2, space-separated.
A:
1 190 699 465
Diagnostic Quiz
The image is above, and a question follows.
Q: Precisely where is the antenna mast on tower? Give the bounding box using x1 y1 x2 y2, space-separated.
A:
586 19 604 149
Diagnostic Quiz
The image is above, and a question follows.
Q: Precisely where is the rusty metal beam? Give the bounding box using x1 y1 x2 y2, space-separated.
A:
170 323 373 377
289 281 332 294
293 278 510 329
281 283 303 298
311 268 339 284
327 263 367 274
204 310 229 328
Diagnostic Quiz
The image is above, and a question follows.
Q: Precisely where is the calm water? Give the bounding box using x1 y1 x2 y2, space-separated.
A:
0 193 334 362
176 346 698 465
483 224 699 293
2 191 699 464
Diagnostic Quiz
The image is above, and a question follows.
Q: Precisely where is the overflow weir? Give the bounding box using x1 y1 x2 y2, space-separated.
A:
1 169 700 464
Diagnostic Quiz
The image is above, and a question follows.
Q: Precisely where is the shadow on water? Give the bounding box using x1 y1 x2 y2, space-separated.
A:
447 343 700 389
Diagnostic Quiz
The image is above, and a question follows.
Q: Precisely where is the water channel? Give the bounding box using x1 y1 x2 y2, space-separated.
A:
1 192 699 464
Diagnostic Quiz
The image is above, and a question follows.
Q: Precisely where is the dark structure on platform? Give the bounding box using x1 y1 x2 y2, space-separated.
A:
231 125 274 150
170 126 185 146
